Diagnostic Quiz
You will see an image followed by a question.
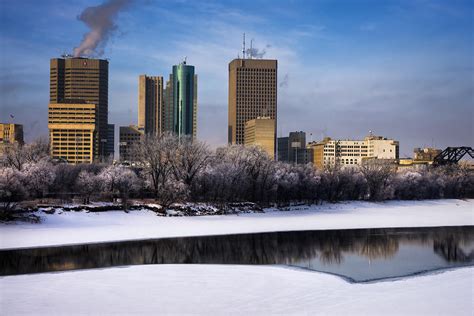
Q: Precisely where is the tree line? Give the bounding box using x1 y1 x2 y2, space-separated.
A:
1 134 473 214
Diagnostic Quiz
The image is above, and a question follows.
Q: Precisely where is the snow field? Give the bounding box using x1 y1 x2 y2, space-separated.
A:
1 264 472 315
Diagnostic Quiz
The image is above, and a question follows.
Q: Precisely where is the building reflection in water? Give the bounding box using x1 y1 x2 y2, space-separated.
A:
1 226 473 280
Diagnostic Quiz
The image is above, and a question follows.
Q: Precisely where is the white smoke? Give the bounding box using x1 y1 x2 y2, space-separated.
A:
73 0 131 57
246 43 271 59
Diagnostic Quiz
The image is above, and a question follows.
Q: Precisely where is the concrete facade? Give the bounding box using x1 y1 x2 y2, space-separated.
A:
0 123 24 154
138 75 164 136
228 58 277 156
119 125 143 162
50 57 109 158
308 135 399 169
244 117 275 159
277 131 311 164
48 102 98 164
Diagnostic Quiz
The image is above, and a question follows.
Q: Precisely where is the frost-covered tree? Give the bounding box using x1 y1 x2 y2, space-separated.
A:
99 165 141 210
1 138 49 171
0 167 26 215
159 178 190 208
134 133 174 197
359 160 395 201
22 160 56 200
75 170 103 204
169 136 210 188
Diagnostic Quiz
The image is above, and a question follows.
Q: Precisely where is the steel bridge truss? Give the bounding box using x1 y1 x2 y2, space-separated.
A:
433 147 474 165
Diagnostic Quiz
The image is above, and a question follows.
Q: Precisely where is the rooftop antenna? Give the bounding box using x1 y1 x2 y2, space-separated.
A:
242 33 246 59
250 39 253 59
183 56 187 65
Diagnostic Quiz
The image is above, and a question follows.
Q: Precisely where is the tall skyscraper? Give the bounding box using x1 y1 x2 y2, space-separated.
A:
138 75 163 135
228 58 277 155
106 124 115 159
171 61 197 138
50 57 109 161
163 74 174 133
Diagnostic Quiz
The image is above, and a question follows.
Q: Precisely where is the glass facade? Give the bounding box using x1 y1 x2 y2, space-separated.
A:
172 63 196 137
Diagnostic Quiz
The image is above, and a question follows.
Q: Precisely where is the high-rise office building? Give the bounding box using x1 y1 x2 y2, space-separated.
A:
50 57 109 160
0 123 24 154
171 61 197 138
228 58 277 155
48 101 98 164
163 74 174 133
106 124 115 159
138 75 163 135
244 117 275 159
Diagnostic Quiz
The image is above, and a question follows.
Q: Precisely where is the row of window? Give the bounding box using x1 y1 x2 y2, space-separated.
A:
237 69 276 72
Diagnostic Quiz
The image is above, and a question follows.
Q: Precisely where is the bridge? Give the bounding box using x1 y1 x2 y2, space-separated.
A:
433 147 474 166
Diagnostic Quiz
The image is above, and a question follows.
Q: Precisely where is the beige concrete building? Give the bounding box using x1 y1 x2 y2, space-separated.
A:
138 75 163 135
50 57 109 158
308 135 399 169
228 58 277 155
48 102 98 164
413 147 441 163
119 125 143 162
0 123 24 154
244 117 275 159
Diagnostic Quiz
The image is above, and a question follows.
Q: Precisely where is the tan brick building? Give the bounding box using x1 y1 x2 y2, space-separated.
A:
244 117 275 159
138 75 164 135
48 102 98 164
228 58 277 156
50 57 109 159
0 123 24 154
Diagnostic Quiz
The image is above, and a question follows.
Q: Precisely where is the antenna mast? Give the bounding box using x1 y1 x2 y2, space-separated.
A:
250 39 253 59
242 33 246 59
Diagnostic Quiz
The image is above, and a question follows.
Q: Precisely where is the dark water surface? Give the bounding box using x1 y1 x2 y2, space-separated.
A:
1 226 473 282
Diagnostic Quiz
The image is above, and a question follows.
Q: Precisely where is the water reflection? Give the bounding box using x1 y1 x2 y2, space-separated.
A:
1 226 473 281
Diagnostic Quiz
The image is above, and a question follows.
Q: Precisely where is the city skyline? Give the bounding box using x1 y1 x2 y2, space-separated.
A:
1 0 473 156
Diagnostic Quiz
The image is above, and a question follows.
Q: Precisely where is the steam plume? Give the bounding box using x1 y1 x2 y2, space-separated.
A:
73 0 131 57
246 43 270 59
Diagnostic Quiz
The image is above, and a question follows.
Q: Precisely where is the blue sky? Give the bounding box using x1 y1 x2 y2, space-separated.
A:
1 0 473 156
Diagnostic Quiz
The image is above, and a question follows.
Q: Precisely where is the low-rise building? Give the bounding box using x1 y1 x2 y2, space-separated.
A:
0 123 24 154
119 125 143 162
244 117 275 159
277 131 313 164
413 147 442 163
48 102 98 164
308 134 399 169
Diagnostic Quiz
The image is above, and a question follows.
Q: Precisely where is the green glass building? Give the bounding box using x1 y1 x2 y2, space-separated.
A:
172 62 197 138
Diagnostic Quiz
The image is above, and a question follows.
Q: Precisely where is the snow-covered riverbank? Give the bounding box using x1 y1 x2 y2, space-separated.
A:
1 199 472 249
1 264 472 315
